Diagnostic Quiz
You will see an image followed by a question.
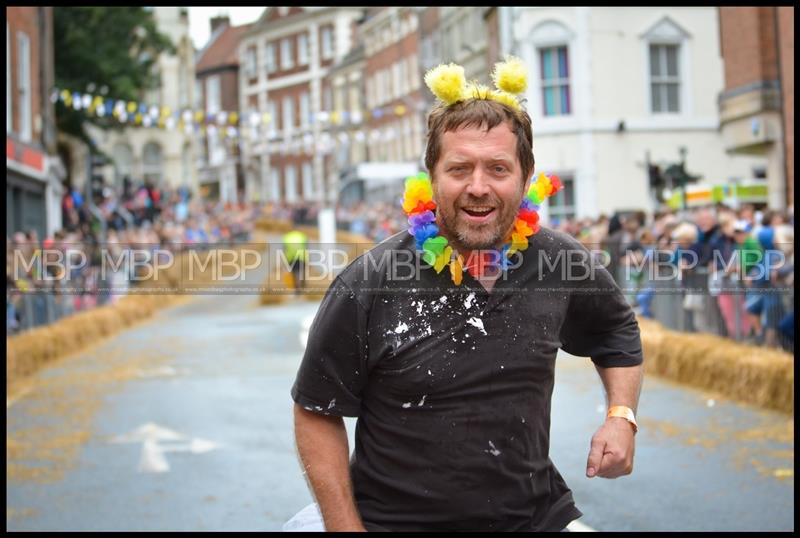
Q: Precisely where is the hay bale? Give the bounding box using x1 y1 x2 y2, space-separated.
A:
638 318 794 414
7 246 261 391
6 294 184 390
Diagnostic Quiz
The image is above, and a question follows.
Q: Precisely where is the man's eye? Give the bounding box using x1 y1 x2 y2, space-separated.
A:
493 166 507 173
449 167 465 173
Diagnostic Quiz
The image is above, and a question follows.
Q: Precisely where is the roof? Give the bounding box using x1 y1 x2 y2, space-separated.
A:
195 23 252 74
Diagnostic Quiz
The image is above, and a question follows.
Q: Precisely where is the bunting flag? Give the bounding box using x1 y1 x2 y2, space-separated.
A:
51 85 424 150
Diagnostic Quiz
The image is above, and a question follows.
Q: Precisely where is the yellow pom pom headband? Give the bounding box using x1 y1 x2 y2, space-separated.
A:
424 56 528 111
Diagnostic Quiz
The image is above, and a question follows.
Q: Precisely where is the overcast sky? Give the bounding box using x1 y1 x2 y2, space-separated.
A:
187 7 265 49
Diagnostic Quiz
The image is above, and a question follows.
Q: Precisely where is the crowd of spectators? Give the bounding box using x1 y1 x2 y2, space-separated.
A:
552 204 794 351
7 180 261 334
267 198 794 351
12 187 794 352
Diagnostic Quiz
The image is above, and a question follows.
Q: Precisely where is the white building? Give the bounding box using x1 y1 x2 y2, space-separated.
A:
506 7 767 221
90 7 198 194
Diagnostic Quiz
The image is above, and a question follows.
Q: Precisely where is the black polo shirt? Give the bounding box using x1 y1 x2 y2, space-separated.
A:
291 228 643 531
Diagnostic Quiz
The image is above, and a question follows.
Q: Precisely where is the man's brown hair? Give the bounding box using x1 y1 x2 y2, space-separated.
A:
424 99 535 184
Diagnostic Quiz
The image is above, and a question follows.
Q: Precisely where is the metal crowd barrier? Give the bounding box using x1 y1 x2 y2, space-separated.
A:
614 252 793 353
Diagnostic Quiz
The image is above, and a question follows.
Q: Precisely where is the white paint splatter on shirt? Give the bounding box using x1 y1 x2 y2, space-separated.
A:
394 322 409 334
466 317 487 335
485 441 501 456
418 395 427 406
464 293 476 309
402 402 412 408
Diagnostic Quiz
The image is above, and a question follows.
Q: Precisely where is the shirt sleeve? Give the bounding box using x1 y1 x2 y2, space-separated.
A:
291 277 370 417
559 265 643 368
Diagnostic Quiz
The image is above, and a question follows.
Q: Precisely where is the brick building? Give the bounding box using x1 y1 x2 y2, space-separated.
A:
324 42 369 205
238 7 363 204
361 8 426 168
195 16 251 202
6 6 65 239
718 6 794 209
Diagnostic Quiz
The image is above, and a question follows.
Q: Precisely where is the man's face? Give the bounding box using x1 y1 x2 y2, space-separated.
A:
432 123 528 252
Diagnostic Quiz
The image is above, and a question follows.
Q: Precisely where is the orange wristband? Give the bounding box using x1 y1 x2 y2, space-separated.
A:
607 405 638 434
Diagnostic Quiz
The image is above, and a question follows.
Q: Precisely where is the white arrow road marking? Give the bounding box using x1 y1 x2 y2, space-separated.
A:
139 438 171 473
159 438 219 454
110 422 187 444
111 423 219 473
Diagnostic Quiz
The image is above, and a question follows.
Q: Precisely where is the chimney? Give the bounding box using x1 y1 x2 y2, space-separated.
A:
210 15 230 36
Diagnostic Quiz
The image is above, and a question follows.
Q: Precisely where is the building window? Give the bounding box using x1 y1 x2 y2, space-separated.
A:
299 91 310 129
547 175 575 222
208 127 224 166
17 31 32 141
245 47 257 78
179 66 189 108
281 37 294 70
323 86 333 113
142 142 163 185
282 95 294 133
302 162 313 199
379 69 388 105
206 75 221 114
270 167 281 201
649 44 680 113
268 100 278 135
265 42 276 74
366 76 374 110
399 58 409 96
539 46 570 116
285 164 298 202
321 26 334 60
349 82 361 120
194 80 202 110
392 62 401 100
298 33 309 65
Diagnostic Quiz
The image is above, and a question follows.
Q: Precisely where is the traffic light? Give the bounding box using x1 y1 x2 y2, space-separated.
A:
648 164 663 188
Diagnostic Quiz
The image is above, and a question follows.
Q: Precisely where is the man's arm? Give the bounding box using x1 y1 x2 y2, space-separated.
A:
585 364 643 479
293 404 366 532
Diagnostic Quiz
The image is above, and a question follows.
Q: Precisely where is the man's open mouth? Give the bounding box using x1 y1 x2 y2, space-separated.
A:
462 207 496 217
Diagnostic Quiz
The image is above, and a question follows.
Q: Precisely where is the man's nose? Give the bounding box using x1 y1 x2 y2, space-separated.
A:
465 169 491 197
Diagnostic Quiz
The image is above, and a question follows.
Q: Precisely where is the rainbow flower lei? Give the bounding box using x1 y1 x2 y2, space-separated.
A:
402 172 562 285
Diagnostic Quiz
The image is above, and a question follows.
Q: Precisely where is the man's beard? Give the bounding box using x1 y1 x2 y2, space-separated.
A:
435 191 523 252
